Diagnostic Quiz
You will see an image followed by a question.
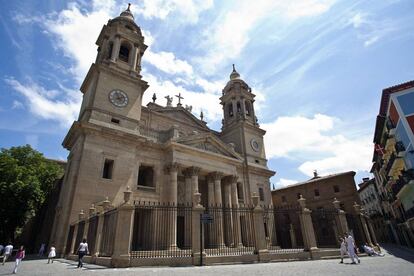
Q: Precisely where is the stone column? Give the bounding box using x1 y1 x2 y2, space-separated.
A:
332 198 349 237
211 172 224 247
354 203 373 246
166 163 179 249
297 196 319 258
252 194 270 262
289 224 297 248
223 180 234 246
110 35 120 63
130 44 139 70
111 187 134 267
191 193 205 266
69 223 79 256
185 166 201 201
230 175 243 247
93 212 105 258
367 218 379 246
184 171 193 204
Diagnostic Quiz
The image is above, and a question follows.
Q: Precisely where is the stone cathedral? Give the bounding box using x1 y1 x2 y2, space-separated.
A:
51 5 275 254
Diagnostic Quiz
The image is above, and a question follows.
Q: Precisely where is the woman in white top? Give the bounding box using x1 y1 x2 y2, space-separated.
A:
47 246 56 264
339 237 347 263
77 239 88 268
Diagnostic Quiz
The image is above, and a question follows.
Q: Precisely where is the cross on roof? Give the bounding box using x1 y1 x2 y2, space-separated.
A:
175 93 184 106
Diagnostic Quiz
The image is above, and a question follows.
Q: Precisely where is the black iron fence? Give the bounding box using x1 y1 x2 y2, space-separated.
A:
311 208 339 248
130 202 192 258
100 209 117 257
265 204 304 252
86 216 99 254
203 204 256 256
65 225 74 255
346 214 366 247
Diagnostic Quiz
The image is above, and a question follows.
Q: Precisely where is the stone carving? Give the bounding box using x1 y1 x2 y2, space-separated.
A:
185 105 192 112
165 95 173 107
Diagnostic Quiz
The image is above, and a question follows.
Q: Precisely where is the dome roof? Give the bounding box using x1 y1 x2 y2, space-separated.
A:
118 3 134 21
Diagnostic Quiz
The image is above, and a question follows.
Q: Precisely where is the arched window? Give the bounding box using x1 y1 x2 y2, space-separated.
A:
107 42 113 59
119 43 130 62
245 101 251 116
228 103 233 117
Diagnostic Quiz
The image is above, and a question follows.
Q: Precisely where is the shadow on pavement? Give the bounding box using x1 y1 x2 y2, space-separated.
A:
380 243 414 263
55 259 110 270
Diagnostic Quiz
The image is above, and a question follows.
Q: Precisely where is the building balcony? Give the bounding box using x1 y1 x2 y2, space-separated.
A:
395 169 414 198
388 155 405 178
386 118 396 132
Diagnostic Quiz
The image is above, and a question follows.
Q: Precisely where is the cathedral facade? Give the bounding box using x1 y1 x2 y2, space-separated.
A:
50 6 275 255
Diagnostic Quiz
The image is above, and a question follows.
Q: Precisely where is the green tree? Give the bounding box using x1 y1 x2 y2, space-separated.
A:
0 145 64 242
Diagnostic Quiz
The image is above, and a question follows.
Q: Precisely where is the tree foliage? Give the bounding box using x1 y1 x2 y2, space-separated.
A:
0 145 64 242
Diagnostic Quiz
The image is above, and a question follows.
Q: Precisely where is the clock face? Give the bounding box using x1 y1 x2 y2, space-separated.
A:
109 90 128 107
250 138 260 152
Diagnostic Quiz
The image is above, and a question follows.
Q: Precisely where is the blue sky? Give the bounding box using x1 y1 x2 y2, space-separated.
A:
0 0 413 188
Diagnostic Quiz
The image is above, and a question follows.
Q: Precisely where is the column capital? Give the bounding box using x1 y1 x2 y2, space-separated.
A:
184 166 201 177
226 174 238 184
208 171 224 181
164 162 179 174
332 197 340 209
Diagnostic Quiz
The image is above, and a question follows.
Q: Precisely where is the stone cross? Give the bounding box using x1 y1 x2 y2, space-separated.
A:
175 93 184 106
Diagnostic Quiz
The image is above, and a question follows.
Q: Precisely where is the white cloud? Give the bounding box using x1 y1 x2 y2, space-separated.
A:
11 100 24 110
275 178 297 188
135 0 213 23
198 0 337 73
262 114 372 177
142 72 223 122
145 51 193 76
5 77 81 127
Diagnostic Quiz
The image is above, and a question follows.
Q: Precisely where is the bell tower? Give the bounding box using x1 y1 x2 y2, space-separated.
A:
220 65 268 165
78 4 148 130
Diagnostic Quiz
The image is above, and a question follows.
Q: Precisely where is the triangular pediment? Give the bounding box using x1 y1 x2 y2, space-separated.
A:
175 133 242 160
147 104 208 130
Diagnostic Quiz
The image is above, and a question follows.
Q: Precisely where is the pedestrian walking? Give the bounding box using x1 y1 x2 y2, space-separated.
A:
344 232 360 264
38 243 46 257
12 246 25 274
77 238 88 268
47 246 56 264
2 242 13 265
339 237 347 263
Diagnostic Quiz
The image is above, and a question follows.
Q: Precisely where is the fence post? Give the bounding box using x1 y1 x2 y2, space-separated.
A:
192 193 205 265
354 203 373 246
297 195 319 258
111 187 134 268
333 198 349 237
252 194 270 262
69 223 78 255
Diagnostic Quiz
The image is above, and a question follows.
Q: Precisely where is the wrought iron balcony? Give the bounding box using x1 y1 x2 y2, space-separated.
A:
395 141 406 155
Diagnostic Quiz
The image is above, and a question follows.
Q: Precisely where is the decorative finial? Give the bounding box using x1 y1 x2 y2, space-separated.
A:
152 93 157 103
200 110 204 121
272 183 275 190
230 64 240 80
127 3 131 11
175 93 184 106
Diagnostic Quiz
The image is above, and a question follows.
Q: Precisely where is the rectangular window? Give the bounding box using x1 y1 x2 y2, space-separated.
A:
333 185 340 193
111 118 120 124
138 165 154 187
102 159 114 179
258 187 264 201
281 195 286 203
314 189 320 197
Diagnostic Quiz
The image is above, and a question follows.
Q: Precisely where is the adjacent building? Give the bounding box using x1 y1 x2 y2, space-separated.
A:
357 178 385 241
271 171 360 214
371 80 414 247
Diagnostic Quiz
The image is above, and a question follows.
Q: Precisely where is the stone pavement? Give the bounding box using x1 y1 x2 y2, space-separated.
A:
0 244 413 276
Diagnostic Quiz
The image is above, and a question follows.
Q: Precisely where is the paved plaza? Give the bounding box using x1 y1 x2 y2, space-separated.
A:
0 245 413 276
